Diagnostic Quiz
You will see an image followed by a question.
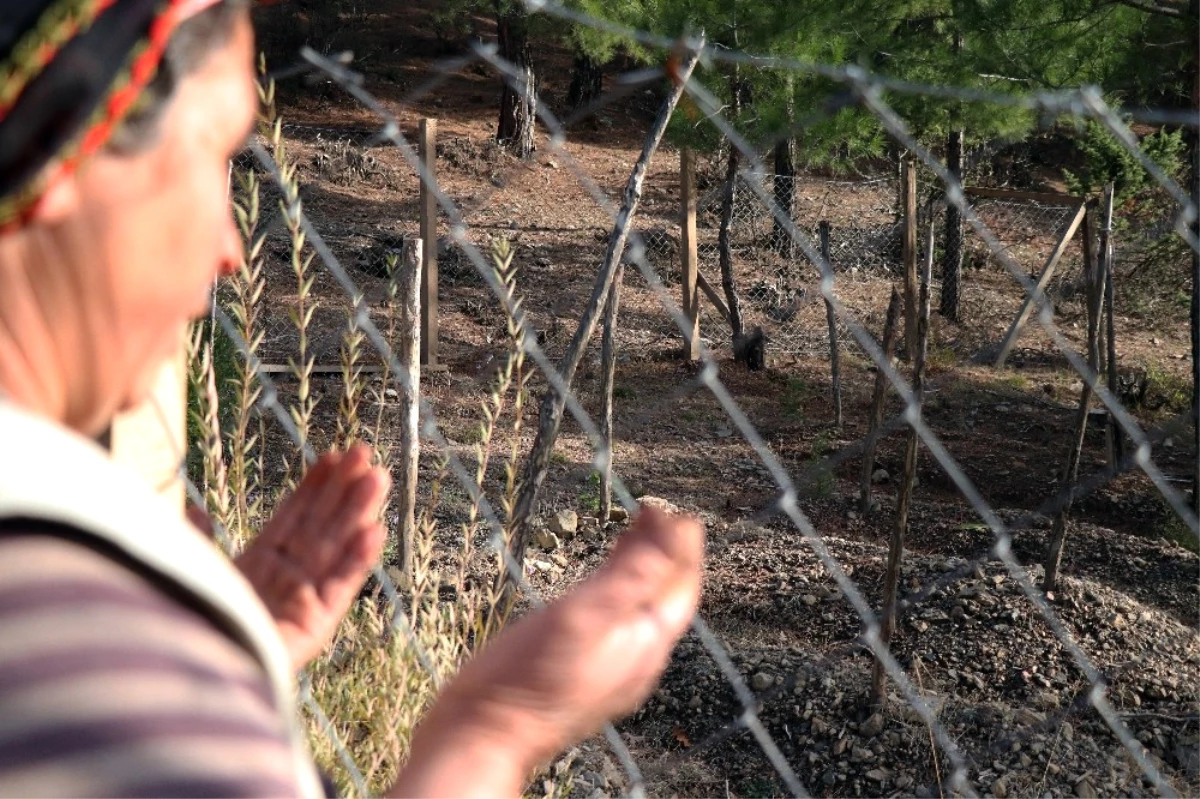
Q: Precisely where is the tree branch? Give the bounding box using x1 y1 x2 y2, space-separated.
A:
1107 0 1184 17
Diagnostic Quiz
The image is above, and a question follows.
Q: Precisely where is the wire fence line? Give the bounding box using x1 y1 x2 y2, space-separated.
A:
184 6 1200 797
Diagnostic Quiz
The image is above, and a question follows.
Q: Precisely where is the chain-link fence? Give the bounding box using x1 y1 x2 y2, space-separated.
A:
184 5 1200 798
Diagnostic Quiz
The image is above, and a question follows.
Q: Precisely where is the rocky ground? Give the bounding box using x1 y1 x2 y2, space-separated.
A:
515 503 1198 799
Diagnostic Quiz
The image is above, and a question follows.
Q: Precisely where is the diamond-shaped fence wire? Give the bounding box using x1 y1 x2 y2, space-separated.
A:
175 5 1200 798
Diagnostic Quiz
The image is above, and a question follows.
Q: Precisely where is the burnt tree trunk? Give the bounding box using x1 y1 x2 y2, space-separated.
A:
567 50 604 111
496 3 536 158
941 128 964 322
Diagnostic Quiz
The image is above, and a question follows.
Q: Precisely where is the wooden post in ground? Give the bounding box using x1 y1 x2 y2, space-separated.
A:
820 221 842 427
1101 184 1123 466
860 289 903 514
872 217 934 707
394 238 422 584
598 264 623 525
994 199 1088 367
418 118 438 368
901 158 919 361
1044 200 1105 593
681 148 700 361
107 335 188 512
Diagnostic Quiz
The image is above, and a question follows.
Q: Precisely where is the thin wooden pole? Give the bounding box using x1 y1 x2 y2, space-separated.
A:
1044 202 1105 593
681 148 700 361
873 217 933 706
902 158 919 361
860 289 903 514
820 221 842 427
1103 184 1123 466
395 238 422 583
598 265 622 524
994 200 1088 367
418 118 438 367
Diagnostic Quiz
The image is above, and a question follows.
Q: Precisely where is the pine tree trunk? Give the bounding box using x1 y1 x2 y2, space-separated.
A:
772 138 796 258
496 4 536 158
567 51 603 111
941 128 964 321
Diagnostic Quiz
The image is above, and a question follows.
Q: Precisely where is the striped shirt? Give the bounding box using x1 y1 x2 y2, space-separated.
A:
0 520 311 798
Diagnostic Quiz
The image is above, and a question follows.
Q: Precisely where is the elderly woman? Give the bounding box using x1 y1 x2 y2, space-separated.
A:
0 1 703 797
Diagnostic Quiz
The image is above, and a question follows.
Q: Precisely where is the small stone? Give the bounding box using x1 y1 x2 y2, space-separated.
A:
550 553 568 568
832 737 850 756
533 529 561 551
851 746 874 762
751 672 775 692
384 388 399 400
992 779 1008 798
822 770 837 787
811 717 829 735
715 426 733 438
531 559 554 573
1019 754 1032 768
861 713 885 738
608 506 628 523
1061 721 1074 742
865 768 891 782
802 594 819 606
550 510 578 538
895 775 913 790
688 694 702 709
872 468 890 483
1075 780 1097 798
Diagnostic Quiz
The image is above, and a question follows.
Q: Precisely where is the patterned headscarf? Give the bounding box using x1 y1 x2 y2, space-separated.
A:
0 0 223 228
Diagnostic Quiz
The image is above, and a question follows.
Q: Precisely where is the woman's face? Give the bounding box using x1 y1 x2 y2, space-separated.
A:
51 10 258 433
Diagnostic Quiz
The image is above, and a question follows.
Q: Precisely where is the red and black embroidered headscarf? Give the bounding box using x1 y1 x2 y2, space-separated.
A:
0 0 222 227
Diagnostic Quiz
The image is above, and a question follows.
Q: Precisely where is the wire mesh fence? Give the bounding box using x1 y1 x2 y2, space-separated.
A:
182 4 1200 797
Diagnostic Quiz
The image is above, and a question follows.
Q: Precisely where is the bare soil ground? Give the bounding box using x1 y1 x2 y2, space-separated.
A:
241 4 1198 797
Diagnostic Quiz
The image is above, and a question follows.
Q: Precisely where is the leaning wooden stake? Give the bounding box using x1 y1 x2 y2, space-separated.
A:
503 40 704 586
1044 197 1106 593
394 238 422 584
860 289 904 513
872 217 933 707
994 198 1087 367
820 222 843 427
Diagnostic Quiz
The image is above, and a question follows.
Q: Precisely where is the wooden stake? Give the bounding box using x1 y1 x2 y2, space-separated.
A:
394 238 422 584
902 158 918 361
820 221 842 427
419 118 438 367
681 148 700 361
860 289 903 514
1102 184 1123 466
1044 200 1105 593
598 264 623 524
872 216 933 707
